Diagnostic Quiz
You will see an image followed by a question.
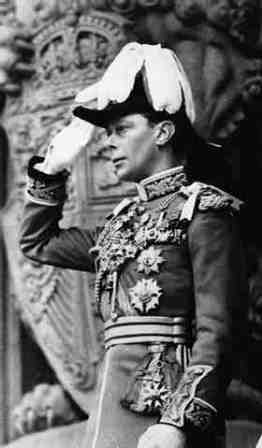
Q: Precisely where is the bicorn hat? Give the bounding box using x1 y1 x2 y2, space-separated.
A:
72 42 195 128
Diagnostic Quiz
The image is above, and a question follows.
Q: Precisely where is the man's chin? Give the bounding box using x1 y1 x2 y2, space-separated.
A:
115 168 131 183
114 166 143 183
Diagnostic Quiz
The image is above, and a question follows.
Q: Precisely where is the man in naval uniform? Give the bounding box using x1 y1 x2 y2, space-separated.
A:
19 43 248 448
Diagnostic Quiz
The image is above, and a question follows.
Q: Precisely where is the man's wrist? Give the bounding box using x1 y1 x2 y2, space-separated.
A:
34 158 63 176
28 156 69 182
27 156 69 205
34 160 60 175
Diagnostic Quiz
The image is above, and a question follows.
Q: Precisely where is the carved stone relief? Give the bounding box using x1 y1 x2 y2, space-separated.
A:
1 5 129 415
0 1 34 98
1 0 262 428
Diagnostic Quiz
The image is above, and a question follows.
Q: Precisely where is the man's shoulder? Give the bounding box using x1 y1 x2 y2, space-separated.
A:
175 182 243 223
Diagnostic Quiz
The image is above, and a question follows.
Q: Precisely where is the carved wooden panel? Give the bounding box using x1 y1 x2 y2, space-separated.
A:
1 0 262 428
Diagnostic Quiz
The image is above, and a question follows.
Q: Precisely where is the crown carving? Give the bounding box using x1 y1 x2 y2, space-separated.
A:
25 11 127 110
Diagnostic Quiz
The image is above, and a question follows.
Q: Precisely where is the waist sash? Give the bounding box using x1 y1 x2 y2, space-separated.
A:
104 315 191 350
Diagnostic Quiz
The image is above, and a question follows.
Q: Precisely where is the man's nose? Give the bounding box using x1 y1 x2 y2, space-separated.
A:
104 133 117 149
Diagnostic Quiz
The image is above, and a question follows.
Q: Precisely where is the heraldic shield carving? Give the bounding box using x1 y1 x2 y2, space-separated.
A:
1 4 129 415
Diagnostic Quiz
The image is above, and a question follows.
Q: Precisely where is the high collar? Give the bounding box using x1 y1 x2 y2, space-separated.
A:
136 166 188 201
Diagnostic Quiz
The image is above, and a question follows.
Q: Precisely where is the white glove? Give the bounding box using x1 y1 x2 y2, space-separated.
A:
137 424 187 448
36 117 95 174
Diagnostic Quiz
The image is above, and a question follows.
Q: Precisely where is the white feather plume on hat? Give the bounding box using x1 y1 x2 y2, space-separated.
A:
74 42 195 124
97 42 144 109
142 44 195 122
74 80 101 104
74 42 144 107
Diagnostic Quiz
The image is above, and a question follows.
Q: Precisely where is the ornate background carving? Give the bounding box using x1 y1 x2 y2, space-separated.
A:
1 0 262 443
1 3 129 433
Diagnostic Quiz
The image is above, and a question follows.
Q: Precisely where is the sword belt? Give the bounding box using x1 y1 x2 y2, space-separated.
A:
104 315 191 350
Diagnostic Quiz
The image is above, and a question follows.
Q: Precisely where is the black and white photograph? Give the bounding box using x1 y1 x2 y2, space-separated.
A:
0 1 262 448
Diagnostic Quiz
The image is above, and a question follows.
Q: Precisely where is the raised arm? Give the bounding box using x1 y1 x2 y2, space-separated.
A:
19 118 99 272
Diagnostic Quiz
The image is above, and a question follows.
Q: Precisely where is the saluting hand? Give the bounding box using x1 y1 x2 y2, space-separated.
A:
137 424 187 448
35 117 95 175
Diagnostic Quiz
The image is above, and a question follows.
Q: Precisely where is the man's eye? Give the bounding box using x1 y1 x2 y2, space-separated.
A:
115 126 128 135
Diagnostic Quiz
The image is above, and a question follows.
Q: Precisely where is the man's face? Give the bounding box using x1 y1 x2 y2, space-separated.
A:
105 114 157 182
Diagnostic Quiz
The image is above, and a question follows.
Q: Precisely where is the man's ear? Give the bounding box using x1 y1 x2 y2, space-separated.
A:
155 120 175 147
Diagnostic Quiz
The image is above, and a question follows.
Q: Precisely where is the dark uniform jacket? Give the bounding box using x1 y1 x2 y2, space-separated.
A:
20 158 248 447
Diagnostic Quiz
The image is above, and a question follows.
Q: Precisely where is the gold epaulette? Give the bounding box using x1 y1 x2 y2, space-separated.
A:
179 182 243 222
